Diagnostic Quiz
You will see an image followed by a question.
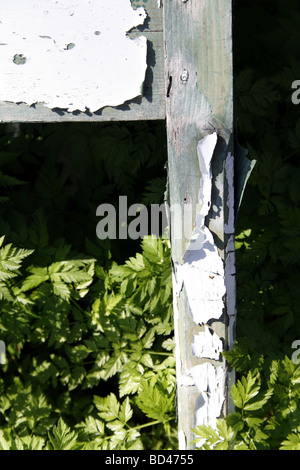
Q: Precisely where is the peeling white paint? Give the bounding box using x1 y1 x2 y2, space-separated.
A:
178 255 225 325
178 133 226 325
190 363 225 428
195 131 217 223
178 430 186 450
192 326 223 360
177 363 225 429
0 0 147 112
173 133 229 446
177 373 195 387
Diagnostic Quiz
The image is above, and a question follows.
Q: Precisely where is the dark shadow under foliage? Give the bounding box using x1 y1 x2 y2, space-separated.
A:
233 0 300 368
213 0 300 450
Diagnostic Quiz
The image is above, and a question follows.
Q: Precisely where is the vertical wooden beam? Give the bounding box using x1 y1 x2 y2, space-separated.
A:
163 0 234 449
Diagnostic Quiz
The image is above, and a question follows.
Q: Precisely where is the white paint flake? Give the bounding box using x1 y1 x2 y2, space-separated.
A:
192 326 223 360
179 132 226 324
190 363 225 428
178 430 186 450
177 374 195 387
174 133 228 447
0 0 147 112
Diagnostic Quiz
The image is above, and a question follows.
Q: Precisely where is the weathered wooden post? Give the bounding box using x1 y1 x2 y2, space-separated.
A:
163 0 234 449
0 0 234 451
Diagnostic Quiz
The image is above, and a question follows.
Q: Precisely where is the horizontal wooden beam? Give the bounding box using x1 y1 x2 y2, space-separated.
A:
0 0 165 123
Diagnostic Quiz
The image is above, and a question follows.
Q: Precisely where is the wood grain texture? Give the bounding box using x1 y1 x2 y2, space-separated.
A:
163 0 233 449
0 0 165 122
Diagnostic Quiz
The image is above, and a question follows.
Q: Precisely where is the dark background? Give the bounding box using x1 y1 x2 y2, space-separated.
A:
0 0 300 450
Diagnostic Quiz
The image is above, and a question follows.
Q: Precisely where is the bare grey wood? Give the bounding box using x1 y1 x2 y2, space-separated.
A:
0 0 165 123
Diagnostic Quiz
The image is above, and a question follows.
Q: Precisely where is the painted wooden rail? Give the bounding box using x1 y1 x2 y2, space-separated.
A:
0 0 234 450
0 0 165 122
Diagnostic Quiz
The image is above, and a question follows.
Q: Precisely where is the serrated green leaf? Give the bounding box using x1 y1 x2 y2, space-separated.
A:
52 281 71 300
231 372 261 409
102 350 128 380
84 416 105 436
136 380 173 422
94 393 120 422
119 364 143 397
142 328 156 349
243 388 273 411
21 266 49 291
0 237 33 282
119 397 133 424
0 171 24 188
280 432 300 450
48 418 79 450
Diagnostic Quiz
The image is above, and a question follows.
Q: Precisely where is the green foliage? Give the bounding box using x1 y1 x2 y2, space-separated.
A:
0 235 33 301
193 0 300 450
1 0 300 452
0 121 176 450
193 360 300 450
48 418 79 450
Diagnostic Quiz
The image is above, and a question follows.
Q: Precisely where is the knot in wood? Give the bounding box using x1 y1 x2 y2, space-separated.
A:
180 69 189 84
